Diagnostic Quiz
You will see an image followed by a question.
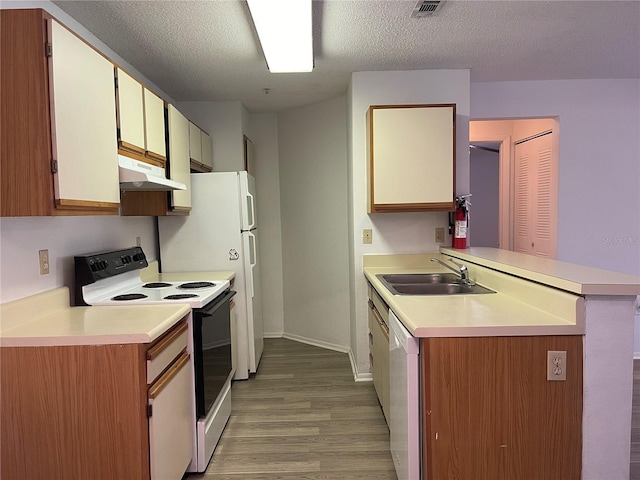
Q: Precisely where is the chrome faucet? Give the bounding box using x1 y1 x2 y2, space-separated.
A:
430 258 473 285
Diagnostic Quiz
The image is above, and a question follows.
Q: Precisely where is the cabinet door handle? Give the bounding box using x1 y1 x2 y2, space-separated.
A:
146 321 188 360
148 351 189 399
371 305 389 336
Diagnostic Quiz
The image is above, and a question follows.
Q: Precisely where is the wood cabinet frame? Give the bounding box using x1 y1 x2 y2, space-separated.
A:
1 9 121 216
0 319 190 480
420 335 583 479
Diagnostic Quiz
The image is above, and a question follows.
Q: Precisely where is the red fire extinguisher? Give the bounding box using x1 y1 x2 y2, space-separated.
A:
451 195 471 249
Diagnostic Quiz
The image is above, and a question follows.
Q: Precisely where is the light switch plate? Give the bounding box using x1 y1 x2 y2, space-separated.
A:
363 229 372 244
39 249 49 275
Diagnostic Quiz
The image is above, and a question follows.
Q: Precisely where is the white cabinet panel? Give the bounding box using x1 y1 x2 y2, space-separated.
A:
368 104 455 213
144 88 166 160
48 19 119 206
168 105 192 210
148 353 192 480
116 68 145 154
201 130 213 169
189 121 202 164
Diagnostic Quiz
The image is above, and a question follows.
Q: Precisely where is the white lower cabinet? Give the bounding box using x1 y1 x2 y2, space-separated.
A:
368 285 390 422
148 352 192 480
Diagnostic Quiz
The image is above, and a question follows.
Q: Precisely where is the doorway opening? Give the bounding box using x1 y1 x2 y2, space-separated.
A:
469 117 559 259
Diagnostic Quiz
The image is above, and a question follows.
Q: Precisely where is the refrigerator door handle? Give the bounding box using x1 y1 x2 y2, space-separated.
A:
246 191 256 230
248 231 256 297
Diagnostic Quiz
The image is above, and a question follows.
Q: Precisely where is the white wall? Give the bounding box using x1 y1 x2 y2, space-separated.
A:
249 113 285 337
0 1 171 305
470 148 500 247
348 70 471 375
278 96 351 349
0 217 155 303
471 80 640 276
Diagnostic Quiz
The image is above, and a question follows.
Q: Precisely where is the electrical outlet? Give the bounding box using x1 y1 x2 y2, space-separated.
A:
435 227 445 243
547 350 567 381
38 249 50 275
363 229 372 244
136 236 141 247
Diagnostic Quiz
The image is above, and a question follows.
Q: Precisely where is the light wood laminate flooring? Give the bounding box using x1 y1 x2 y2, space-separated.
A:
186 338 397 480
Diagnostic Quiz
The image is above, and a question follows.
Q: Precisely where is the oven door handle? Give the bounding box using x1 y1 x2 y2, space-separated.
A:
200 290 236 317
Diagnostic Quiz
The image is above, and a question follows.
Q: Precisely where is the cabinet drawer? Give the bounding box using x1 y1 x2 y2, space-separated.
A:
147 321 188 384
368 284 389 326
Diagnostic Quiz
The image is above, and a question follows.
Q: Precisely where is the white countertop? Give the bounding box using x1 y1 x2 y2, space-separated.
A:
442 247 640 296
1 287 190 347
140 261 235 283
364 253 585 338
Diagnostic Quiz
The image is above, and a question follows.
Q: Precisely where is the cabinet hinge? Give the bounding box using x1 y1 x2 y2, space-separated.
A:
45 43 52 58
147 404 153 417
51 159 58 174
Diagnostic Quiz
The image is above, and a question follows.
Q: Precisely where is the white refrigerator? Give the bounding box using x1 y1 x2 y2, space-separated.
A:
158 171 264 380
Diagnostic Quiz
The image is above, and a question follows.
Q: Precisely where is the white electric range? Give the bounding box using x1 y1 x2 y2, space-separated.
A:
80 270 229 308
75 247 235 473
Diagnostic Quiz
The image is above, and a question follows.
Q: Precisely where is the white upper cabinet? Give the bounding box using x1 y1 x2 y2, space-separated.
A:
189 122 213 172
115 68 145 155
168 105 192 211
367 104 456 213
116 67 167 165
48 19 120 208
201 130 213 170
144 88 167 162
188 121 202 164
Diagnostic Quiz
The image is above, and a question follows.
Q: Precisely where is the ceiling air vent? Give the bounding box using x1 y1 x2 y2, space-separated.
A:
411 0 446 18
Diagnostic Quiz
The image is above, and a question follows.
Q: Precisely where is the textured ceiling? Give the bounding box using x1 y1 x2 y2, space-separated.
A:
52 0 640 112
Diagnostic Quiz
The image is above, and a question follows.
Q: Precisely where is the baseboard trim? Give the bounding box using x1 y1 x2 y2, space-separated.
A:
349 348 373 382
282 332 349 353
263 332 284 339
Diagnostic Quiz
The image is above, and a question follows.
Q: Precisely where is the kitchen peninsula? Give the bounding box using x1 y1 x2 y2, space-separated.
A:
364 248 640 480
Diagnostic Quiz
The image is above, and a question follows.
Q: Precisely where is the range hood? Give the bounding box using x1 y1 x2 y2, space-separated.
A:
118 155 186 191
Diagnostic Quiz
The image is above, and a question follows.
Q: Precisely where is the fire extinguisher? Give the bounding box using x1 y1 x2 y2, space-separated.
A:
450 195 471 249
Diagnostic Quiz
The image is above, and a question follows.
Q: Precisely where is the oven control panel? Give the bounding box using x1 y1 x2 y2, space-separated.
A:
75 247 148 283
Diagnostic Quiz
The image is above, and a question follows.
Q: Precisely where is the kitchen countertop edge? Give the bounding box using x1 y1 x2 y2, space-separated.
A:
1 287 191 347
364 257 584 338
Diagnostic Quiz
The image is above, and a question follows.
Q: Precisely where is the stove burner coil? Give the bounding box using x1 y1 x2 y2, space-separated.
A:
164 294 199 300
178 282 216 289
111 293 148 301
142 282 173 288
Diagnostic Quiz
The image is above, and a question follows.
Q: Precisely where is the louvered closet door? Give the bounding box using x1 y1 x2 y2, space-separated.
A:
513 144 530 254
530 133 557 258
513 133 557 258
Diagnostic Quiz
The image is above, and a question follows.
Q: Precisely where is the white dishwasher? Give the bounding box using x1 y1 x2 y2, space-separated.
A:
389 310 421 480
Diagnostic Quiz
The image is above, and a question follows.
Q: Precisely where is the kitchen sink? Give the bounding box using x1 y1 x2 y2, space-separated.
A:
376 273 496 296
378 273 461 284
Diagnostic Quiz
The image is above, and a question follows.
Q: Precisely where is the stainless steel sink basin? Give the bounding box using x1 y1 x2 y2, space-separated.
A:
376 273 496 296
378 273 461 284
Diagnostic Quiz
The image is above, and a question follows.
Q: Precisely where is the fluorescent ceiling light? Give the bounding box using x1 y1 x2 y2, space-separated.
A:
247 0 313 73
